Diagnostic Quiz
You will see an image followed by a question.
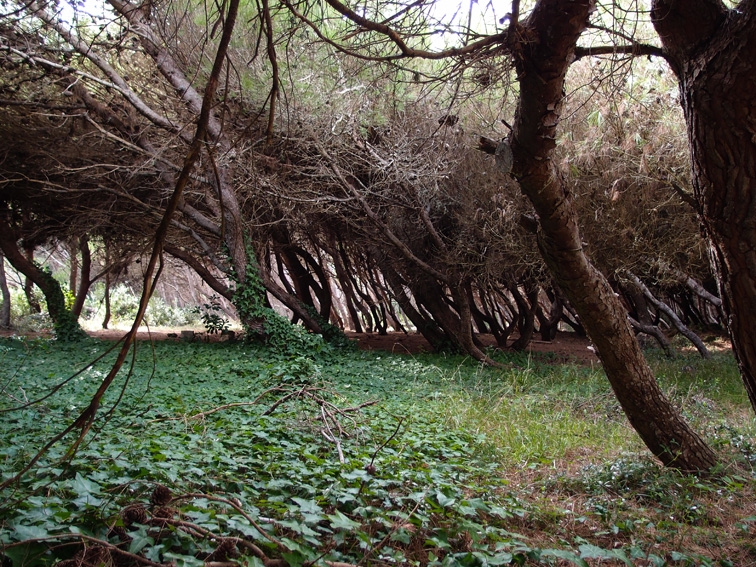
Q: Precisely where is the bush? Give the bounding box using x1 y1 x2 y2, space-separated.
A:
84 283 200 327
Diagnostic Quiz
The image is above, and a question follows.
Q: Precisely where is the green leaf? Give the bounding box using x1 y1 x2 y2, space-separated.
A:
578 544 632 566
9 524 49 541
242 557 267 567
435 491 456 508
327 510 361 531
163 551 205 567
485 552 513 566
541 549 589 567
128 531 155 554
72 472 102 496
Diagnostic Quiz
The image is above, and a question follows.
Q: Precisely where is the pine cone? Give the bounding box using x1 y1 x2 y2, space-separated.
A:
121 504 147 526
80 546 111 567
151 506 176 519
57 546 112 567
108 526 132 544
149 484 173 506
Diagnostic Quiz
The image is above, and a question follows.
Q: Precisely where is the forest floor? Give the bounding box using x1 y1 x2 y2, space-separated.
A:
40 327 602 365
1 325 752 565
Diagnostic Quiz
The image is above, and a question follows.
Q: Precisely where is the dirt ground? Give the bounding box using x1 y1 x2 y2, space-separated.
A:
1 326 600 364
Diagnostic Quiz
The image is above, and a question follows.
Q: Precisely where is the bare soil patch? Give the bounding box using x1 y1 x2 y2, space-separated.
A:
1 327 599 364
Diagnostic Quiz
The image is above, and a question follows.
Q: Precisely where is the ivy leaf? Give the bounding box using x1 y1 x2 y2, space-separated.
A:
291 497 322 515
327 510 361 531
541 549 589 567
128 529 155 555
435 491 456 508
163 551 205 567
242 557 266 567
10 524 49 541
72 473 102 496
578 544 632 566
485 552 513 566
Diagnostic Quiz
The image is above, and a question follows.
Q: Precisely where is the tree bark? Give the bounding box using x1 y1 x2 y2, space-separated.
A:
652 0 756 413
510 284 538 350
509 0 717 471
72 236 91 318
0 252 11 329
0 218 85 340
23 244 41 313
536 288 562 342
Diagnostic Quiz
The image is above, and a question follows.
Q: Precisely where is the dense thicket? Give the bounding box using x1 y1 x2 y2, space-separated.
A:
0 1 718 353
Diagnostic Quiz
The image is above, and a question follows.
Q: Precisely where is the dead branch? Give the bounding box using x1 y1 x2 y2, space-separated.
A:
626 272 711 359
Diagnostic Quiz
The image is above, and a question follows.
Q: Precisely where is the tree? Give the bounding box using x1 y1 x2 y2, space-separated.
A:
506 0 715 471
651 0 756 414
0 253 10 329
0 0 725 469
0 216 86 340
279 0 718 470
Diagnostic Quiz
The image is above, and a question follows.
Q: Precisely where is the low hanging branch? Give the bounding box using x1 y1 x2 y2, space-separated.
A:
0 0 242 491
627 314 675 358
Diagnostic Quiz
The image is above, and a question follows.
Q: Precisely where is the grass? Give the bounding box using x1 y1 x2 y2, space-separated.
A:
0 337 755 566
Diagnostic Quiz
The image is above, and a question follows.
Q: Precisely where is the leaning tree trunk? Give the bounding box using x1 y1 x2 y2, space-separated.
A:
0 252 11 329
507 0 717 471
0 218 86 340
652 0 756 414
72 236 92 318
23 244 41 314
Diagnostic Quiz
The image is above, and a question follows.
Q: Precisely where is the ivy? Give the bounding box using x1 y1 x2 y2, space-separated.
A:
37 265 86 342
0 340 751 566
303 304 354 349
231 251 323 354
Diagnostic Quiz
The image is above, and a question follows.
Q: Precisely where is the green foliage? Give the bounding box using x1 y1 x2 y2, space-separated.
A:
303 304 354 349
0 342 753 566
437 356 639 465
62 289 75 312
36 265 86 342
232 255 324 354
86 283 199 327
192 295 230 334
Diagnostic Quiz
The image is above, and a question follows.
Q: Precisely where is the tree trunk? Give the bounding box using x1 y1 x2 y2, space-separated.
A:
0 218 85 340
536 288 562 342
510 285 538 350
627 272 711 359
23 244 41 314
508 0 717 471
0 252 11 329
103 269 111 330
68 239 78 300
72 236 92 318
652 0 756 413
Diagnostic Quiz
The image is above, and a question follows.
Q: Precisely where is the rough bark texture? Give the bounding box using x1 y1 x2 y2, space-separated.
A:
0 252 11 329
509 0 717 471
72 237 91 318
652 0 756 413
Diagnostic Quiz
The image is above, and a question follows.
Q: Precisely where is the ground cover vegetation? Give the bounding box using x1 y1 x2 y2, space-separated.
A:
0 0 739 469
1 337 755 566
2 0 756 563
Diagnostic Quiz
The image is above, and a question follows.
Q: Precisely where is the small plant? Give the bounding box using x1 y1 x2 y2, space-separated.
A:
194 295 231 335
